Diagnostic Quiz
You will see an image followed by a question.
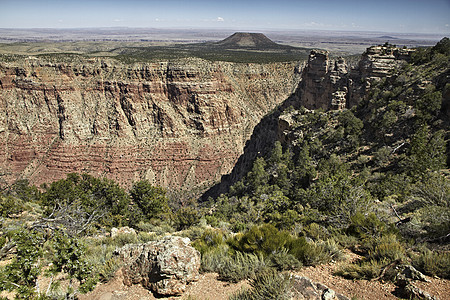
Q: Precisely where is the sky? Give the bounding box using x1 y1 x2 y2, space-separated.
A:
0 0 449 34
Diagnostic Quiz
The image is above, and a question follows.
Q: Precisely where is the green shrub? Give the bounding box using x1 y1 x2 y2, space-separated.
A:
192 228 226 254
172 206 201 230
300 241 332 266
334 233 359 249
129 180 169 221
336 259 386 280
347 212 389 242
413 172 450 207
412 250 450 279
230 269 292 300
0 229 44 299
97 257 122 283
229 224 291 256
136 221 174 235
217 251 267 283
413 205 450 240
0 195 25 217
40 173 131 228
303 223 328 241
137 231 156 243
321 239 346 262
338 110 363 136
49 231 98 293
267 248 302 271
369 233 405 261
111 233 139 247
200 244 231 273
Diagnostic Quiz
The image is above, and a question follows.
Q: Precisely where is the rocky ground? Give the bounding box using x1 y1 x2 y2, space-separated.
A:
80 266 450 300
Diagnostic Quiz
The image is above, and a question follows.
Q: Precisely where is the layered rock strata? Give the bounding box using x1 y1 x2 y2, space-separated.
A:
298 50 348 110
297 45 414 110
204 45 416 198
0 56 301 191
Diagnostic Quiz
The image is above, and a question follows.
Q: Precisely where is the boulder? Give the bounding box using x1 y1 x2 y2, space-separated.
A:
114 236 200 296
394 265 436 300
111 226 136 238
398 264 429 282
290 275 349 300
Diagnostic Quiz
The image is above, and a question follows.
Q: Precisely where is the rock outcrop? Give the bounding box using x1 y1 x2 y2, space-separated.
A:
297 45 414 110
0 44 415 192
394 265 438 300
290 275 349 300
0 56 301 191
298 50 348 110
114 236 200 296
204 45 416 199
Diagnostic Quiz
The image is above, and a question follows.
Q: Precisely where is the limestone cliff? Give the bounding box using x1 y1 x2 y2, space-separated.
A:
298 50 348 110
204 45 417 198
0 56 301 192
297 45 415 110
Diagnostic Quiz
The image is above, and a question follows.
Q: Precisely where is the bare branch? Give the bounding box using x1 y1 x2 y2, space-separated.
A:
0 241 16 259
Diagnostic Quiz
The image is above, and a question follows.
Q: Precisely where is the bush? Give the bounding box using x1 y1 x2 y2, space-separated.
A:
217 251 267 283
413 250 450 279
303 223 329 241
347 212 389 242
229 224 291 256
97 257 122 283
413 172 449 207
369 233 405 261
0 194 25 217
336 259 386 280
200 244 231 273
267 248 302 271
230 269 292 300
40 173 131 228
338 110 363 136
172 206 201 230
111 233 139 247
192 228 226 254
300 241 333 266
413 205 450 241
129 180 169 221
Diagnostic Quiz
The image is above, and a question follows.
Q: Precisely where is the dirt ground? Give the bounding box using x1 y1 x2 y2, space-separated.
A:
78 264 450 300
78 269 249 300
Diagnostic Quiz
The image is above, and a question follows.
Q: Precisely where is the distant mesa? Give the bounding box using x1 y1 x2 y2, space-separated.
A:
378 35 398 40
215 32 286 49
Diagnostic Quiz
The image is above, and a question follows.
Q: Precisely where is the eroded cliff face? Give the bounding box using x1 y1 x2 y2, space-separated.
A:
0 56 301 192
204 45 418 198
297 45 415 110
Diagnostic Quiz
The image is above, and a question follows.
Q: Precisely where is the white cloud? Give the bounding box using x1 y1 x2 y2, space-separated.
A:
216 17 224 22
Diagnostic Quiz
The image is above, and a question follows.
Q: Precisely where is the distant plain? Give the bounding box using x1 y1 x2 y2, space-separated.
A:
0 28 445 63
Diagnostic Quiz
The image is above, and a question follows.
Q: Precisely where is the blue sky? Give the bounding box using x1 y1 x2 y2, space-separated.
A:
1 0 449 34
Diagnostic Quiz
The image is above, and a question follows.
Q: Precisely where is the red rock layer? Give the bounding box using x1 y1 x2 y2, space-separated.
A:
0 57 301 193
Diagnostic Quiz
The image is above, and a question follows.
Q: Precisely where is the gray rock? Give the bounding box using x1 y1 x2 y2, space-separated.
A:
322 288 336 300
399 264 430 282
290 275 349 300
111 226 136 238
115 236 200 296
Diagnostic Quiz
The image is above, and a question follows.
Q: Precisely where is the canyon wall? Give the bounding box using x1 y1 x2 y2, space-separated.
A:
204 45 417 198
0 56 301 192
297 45 415 110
